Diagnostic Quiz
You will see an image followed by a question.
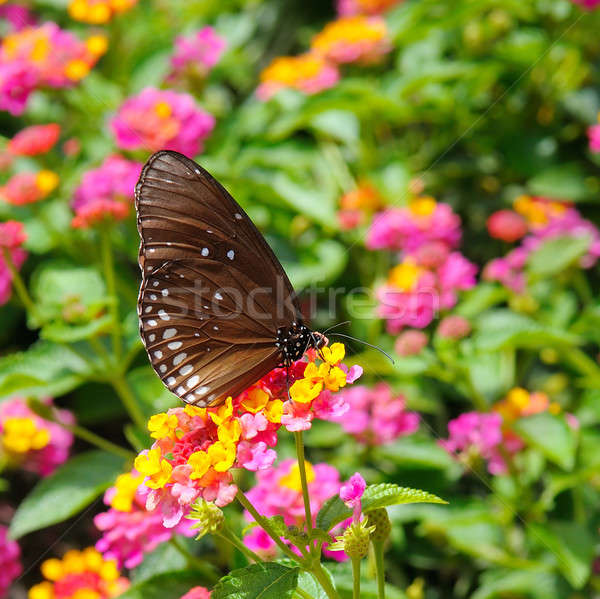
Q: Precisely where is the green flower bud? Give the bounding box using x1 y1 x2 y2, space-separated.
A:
187 499 224 539
366 508 391 543
329 521 375 559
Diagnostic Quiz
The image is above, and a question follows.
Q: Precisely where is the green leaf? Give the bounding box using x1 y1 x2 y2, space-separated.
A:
212 563 299 599
284 241 348 289
310 110 360 145
529 522 595 589
526 235 591 277
41 314 114 343
512 413 576 470
471 569 561 599
316 483 446 531
117 571 212 599
10 451 127 539
528 164 591 201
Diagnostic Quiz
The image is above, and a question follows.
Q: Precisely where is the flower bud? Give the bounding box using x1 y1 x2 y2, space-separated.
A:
395 330 428 357
437 315 471 340
187 499 224 538
329 521 375 559
365 508 391 543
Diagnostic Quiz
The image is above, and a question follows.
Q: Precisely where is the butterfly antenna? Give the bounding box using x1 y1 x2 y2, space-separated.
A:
328 333 395 365
322 321 351 335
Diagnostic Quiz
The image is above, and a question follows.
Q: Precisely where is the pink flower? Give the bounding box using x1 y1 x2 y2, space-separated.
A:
395 330 428 356
340 472 366 521
0 220 27 306
169 27 226 80
440 412 510 475
330 383 419 445
0 61 37 115
437 252 478 308
244 459 348 560
367 200 462 254
71 155 142 229
94 470 195 569
437 315 471 340
8 123 60 156
0 397 74 476
111 87 215 156
337 0 404 15
0 4 36 31
571 0 600 8
0 524 21 598
181 587 211 599
588 124 600 152
487 210 528 242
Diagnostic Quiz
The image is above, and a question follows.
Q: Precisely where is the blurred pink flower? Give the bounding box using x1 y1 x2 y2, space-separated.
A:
0 397 74 477
437 315 471 340
94 470 195 569
111 87 215 156
330 383 419 445
486 210 528 243
337 0 404 15
243 459 348 560
440 412 511 475
71 155 142 229
0 220 27 306
169 27 226 80
588 124 600 152
181 587 211 599
0 4 36 31
395 330 428 356
367 199 462 254
340 472 366 521
571 0 600 8
8 123 60 156
0 524 21 598
0 61 36 115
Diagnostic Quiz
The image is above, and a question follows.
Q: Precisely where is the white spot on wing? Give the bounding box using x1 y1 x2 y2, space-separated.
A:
158 309 170 321
201 248 209 256
147 319 157 327
162 289 169 297
173 352 187 365
163 328 177 339
150 294 157 301
154 350 163 359
214 292 223 300
168 341 183 350
179 364 193 376
167 376 176 386
234 213 242 220
149 334 156 342
187 375 200 388
227 250 235 260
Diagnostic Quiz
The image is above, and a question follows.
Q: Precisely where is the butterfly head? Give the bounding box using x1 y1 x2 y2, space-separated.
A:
276 321 326 366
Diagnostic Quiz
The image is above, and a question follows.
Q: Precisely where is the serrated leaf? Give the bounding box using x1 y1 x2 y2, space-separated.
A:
316 483 446 531
212 563 299 599
10 451 127 539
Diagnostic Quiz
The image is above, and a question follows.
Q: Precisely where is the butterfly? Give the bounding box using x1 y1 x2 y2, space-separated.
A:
135 150 327 407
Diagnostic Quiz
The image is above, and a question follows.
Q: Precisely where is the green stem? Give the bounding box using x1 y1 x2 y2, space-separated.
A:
372 540 386 599
2 247 37 318
294 431 313 535
310 562 340 599
67 421 134 460
351 557 361 599
561 346 600 379
100 226 122 365
295 588 315 599
236 490 303 564
217 527 263 563
111 376 147 431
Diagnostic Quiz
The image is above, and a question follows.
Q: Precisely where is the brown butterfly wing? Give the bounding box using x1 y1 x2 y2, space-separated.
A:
135 150 300 406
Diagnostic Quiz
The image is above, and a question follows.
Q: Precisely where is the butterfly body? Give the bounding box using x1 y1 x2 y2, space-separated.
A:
135 150 323 407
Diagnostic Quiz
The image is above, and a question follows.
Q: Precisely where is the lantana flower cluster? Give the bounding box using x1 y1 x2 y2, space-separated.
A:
94 469 195 568
337 182 383 230
257 14 391 99
1 170 59 205
441 387 578 475
111 87 215 156
243 458 348 560
0 524 22 599
168 27 226 84
368 197 477 333
7 123 61 157
0 220 27 306
330 382 419 445
484 195 600 293
133 344 360 527
0 3 36 32
28 548 129 599
0 22 107 115
70 155 142 229
0 397 74 477
68 0 138 24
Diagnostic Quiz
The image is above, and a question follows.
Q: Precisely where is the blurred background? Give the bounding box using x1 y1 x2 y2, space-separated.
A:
1 1 600 598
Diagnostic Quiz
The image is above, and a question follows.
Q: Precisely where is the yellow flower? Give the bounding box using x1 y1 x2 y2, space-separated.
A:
184 405 207 420
209 397 233 426
62 549 86 574
28 582 54 599
241 388 270 413
260 54 324 85
147 413 178 440
154 101 172 119
409 196 437 217
134 448 172 489
2 417 50 453
82 547 104 572
110 472 144 512
323 366 347 392
98 558 119 581
321 342 345 365
506 387 530 410
290 378 323 404
41 558 64 582
72 590 100 599
387 260 422 292
188 450 211 480
86 35 108 56
217 418 241 444
264 399 283 423
280 460 315 492
208 441 236 472
64 59 91 81
36 170 59 195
